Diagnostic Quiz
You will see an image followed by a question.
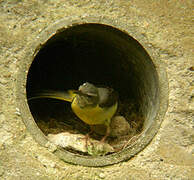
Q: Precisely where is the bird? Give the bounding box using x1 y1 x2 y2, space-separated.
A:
28 82 118 142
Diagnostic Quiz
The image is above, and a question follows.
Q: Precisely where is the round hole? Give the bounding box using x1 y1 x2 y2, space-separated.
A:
17 18 168 166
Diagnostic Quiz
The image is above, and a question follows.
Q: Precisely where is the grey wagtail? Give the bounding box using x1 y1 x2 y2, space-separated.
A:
28 82 118 142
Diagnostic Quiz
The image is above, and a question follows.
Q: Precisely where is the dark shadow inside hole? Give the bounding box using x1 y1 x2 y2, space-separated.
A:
26 23 159 153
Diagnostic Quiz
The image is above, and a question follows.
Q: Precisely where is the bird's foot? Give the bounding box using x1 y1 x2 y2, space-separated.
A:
85 133 92 147
99 134 108 144
79 130 93 148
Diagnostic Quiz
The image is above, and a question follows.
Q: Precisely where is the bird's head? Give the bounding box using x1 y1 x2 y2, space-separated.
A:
78 82 98 97
75 82 99 107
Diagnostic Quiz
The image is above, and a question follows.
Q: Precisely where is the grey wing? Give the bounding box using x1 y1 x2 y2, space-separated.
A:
98 87 118 108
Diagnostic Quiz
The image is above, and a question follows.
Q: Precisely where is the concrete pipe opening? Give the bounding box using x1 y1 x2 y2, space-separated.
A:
18 19 168 167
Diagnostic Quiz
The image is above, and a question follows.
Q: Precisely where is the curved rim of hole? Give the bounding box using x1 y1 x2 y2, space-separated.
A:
16 16 169 167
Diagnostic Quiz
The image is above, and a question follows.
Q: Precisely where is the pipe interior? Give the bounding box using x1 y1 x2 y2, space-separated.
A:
26 23 159 148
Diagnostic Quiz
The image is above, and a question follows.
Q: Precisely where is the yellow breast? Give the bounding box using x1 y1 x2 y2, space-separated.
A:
71 96 117 125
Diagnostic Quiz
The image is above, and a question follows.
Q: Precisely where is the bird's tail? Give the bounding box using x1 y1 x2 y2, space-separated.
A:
27 90 77 102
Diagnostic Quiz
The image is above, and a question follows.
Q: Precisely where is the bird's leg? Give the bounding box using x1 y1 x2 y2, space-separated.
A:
100 124 110 143
84 125 94 147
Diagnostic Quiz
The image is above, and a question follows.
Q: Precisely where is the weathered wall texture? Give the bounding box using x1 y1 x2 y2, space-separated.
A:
0 0 193 179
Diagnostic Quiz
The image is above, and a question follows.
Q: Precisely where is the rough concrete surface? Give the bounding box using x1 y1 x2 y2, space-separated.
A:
0 0 193 179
